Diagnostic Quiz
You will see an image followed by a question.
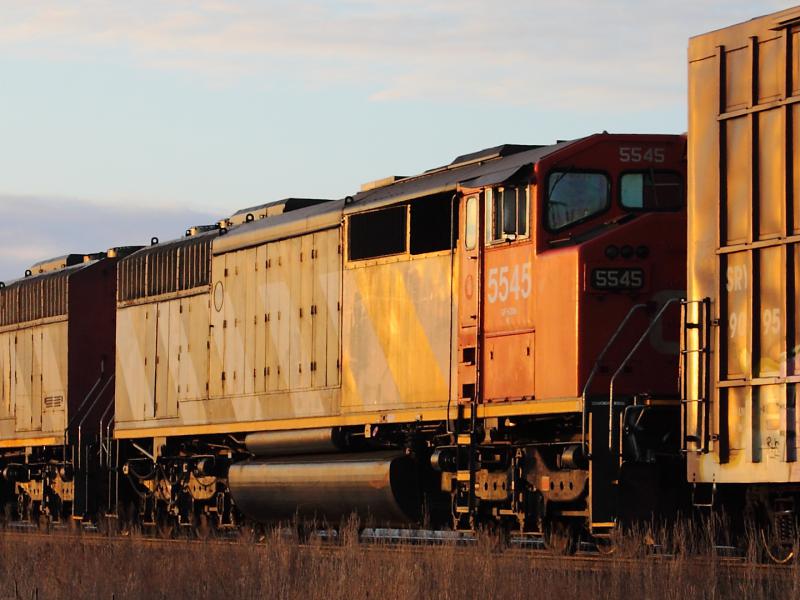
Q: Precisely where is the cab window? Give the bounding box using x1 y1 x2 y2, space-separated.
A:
546 171 609 231
487 185 528 243
620 171 683 211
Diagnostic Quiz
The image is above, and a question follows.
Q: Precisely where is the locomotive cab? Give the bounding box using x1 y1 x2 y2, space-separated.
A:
453 133 687 537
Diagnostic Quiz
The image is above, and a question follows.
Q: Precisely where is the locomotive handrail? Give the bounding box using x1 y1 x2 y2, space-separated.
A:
98 392 116 467
66 363 105 431
607 297 681 452
76 375 114 470
63 364 106 462
581 303 648 453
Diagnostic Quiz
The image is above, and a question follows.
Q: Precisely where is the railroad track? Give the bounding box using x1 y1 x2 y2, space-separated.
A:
0 524 796 578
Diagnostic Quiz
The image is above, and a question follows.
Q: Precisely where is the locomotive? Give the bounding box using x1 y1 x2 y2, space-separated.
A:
0 132 687 549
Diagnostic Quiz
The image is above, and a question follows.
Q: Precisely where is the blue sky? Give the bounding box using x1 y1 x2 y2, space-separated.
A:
0 1 792 279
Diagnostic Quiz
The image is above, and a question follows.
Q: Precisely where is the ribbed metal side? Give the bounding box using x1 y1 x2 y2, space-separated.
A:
118 233 213 302
0 269 71 326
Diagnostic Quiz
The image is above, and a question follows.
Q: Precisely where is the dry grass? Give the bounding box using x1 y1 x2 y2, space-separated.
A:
0 521 798 600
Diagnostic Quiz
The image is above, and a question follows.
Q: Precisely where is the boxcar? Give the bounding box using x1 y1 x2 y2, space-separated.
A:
684 5 800 561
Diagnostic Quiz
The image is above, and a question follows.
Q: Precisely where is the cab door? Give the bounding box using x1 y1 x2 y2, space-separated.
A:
458 193 483 405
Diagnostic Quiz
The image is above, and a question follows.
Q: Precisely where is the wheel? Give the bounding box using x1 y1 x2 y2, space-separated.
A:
543 520 578 555
594 535 616 555
194 512 216 540
3 502 14 526
97 512 119 537
749 495 797 564
156 508 176 539
760 529 795 564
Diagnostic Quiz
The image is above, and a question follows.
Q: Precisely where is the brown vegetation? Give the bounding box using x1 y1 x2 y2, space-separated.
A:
0 521 798 600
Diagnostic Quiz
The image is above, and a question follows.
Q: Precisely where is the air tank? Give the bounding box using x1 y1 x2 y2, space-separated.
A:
244 428 346 457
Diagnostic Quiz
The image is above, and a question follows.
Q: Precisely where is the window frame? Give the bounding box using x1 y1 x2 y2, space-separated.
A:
618 169 684 212
347 205 409 262
485 184 530 245
464 195 478 250
544 169 611 233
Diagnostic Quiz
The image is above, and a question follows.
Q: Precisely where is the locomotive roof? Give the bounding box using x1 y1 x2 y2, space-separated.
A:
1 256 99 289
213 138 583 255
229 198 332 220
345 138 579 212
213 198 345 256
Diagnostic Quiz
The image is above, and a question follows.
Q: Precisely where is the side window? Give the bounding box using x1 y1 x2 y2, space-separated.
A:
546 171 609 231
348 206 407 261
487 185 529 243
410 194 454 255
621 171 683 211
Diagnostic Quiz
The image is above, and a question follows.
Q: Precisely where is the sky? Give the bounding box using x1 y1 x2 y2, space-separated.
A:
0 1 793 279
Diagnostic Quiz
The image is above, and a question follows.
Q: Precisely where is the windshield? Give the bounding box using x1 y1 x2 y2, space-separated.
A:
546 171 610 230
620 171 683 210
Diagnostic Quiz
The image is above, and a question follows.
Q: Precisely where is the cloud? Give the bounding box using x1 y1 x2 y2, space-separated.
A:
0 1 791 108
0 195 218 281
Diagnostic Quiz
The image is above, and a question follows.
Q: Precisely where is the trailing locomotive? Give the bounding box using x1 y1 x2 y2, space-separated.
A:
107 132 687 544
0 250 135 525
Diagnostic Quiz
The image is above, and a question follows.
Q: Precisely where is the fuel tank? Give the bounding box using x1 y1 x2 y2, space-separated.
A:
228 452 421 525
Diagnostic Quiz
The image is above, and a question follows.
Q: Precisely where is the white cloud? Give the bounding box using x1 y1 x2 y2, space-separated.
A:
0 1 791 108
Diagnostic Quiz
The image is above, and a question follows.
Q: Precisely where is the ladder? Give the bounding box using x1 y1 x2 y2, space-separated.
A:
453 401 479 530
680 298 711 454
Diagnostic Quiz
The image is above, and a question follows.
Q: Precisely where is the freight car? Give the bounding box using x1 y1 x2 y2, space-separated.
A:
684 5 800 562
0 250 134 526
111 133 687 546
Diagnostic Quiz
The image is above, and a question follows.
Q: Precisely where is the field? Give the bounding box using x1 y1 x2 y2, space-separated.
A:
1 520 799 600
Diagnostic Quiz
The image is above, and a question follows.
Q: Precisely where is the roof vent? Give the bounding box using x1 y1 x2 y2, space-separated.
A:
360 176 407 193
107 246 143 259
185 224 219 237
27 254 86 275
